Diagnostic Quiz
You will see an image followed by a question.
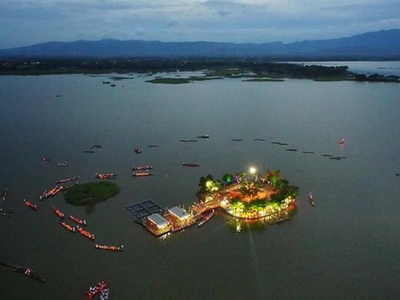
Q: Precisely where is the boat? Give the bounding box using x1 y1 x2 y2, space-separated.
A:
0 207 13 217
60 220 76 232
1 187 7 202
148 144 160 148
179 139 188 142
86 280 109 299
308 192 315 206
95 173 117 179
0 262 46 283
134 148 142 154
70 215 87 225
182 163 200 167
285 148 298 152
132 171 153 177
232 138 243 141
339 138 345 145
24 199 37 211
41 157 51 162
77 226 95 240
56 161 68 167
53 206 65 219
56 176 80 184
197 135 210 139
132 165 153 170
198 209 214 227
41 185 64 200
89 144 103 150
94 244 124 252
254 138 266 141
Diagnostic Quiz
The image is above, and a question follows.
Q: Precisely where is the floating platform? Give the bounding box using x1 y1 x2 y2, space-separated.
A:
126 200 166 223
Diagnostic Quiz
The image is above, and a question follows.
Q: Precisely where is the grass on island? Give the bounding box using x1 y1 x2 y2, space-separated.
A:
64 181 120 206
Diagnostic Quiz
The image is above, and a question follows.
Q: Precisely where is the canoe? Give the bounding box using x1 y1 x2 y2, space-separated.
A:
69 215 87 225
53 206 65 219
132 171 153 177
77 226 95 240
24 199 37 211
95 244 124 252
95 173 117 179
60 220 76 233
0 262 46 283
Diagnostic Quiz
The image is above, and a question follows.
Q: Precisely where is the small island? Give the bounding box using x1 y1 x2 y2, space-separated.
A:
194 168 298 222
64 181 120 206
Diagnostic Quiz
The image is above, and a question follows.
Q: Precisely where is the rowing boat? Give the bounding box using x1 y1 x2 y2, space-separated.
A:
70 215 87 225
95 244 124 251
77 226 95 240
132 171 153 177
24 199 37 211
53 206 65 219
60 220 76 232
56 176 80 184
95 173 117 179
0 262 46 283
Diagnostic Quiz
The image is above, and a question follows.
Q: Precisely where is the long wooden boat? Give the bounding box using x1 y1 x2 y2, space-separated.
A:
56 176 80 184
53 206 65 219
132 171 153 177
132 165 153 170
40 185 64 200
60 220 76 232
69 215 87 225
0 262 46 283
77 226 95 240
24 199 37 211
95 173 117 179
1 187 8 202
0 207 13 217
86 280 108 299
94 244 124 252
182 163 200 167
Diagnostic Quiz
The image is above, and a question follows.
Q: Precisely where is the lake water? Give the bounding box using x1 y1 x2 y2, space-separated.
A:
0 68 400 299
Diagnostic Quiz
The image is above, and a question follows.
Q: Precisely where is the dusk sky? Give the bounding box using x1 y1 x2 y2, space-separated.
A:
1 0 399 49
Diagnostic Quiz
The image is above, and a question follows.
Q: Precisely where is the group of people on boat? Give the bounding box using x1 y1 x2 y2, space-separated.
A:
95 173 117 179
87 280 109 299
95 244 124 251
24 199 37 210
40 185 64 200
132 171 153 177
77 226 95 240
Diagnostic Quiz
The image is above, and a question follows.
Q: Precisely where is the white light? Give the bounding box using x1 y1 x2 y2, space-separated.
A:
249 167 257 174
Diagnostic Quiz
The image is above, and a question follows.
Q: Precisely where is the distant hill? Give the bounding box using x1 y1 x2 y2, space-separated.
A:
1 29 399 59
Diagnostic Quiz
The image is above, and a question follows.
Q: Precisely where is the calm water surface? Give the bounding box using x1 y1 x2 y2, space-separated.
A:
0 71 400 299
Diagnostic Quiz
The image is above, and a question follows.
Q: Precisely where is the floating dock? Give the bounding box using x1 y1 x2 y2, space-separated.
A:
126 200 166 223
127 200 196 236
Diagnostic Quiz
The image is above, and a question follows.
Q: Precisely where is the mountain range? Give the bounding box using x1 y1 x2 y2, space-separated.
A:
1 29 399 59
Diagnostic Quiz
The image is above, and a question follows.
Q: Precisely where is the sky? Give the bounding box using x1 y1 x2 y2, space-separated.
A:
1 0 399 49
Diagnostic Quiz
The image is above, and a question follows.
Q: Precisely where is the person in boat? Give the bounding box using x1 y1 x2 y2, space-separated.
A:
24 268 34 276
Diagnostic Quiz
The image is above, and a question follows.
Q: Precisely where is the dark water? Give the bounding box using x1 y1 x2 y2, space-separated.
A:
1 72 400 299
